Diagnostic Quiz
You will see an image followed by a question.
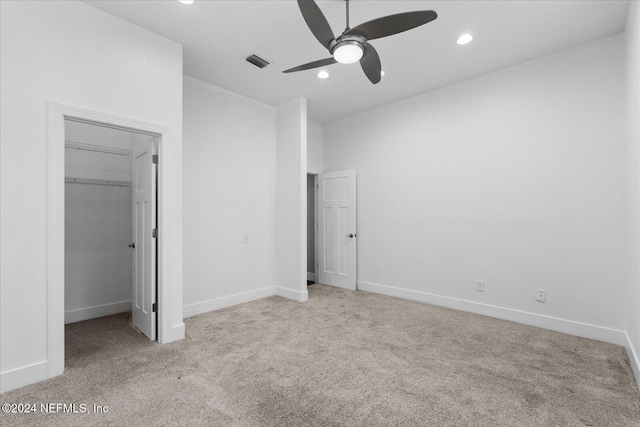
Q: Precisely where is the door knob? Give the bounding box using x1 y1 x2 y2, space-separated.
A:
128 242 135 248
345 233 356 238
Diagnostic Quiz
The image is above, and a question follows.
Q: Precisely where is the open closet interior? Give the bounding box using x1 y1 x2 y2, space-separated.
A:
64 119 135 324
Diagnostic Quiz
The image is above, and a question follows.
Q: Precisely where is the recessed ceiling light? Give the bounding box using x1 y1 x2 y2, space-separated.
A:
317 70 329 79
178 0 194 4
380 71 385 77
456 34 473 45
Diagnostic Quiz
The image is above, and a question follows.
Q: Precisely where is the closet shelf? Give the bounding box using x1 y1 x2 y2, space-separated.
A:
65 140 132 156
65 176 132 187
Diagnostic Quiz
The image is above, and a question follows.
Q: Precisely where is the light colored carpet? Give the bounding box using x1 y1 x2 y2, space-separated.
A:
1 284 639 426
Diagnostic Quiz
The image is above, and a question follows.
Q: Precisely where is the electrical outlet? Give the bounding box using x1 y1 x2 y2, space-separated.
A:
243 233 249 243
476 280 485 292
536 289 547 302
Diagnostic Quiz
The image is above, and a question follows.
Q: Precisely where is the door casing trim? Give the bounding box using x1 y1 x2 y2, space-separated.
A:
47 102 183 379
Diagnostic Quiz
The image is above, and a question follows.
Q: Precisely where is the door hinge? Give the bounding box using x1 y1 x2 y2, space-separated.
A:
152 154 158 164
152 302 157 312
152 229 158 238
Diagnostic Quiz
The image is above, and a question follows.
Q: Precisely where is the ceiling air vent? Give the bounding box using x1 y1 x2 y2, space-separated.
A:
246 54 270 69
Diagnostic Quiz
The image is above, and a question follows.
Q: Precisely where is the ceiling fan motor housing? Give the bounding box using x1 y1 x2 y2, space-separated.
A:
330 34 367 64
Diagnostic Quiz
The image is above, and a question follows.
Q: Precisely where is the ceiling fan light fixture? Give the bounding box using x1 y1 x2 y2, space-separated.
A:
456 34 473 45
287 0 437 84
178 0 194 4
333 41 364 64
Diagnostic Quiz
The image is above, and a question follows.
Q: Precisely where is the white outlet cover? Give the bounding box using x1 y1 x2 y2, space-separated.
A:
536 289 547 302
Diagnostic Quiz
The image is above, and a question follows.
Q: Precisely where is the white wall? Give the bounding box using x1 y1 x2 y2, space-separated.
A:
64 121 133 323
324 34 626 344
0 0 183 392
182 77 277 316
308 120 323 174
275 98 308 301
625 0 640 383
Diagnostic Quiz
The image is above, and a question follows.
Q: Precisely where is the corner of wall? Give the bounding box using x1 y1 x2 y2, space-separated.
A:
625 0 640 390
275 98 308 301
307 119 324 174
276 287 309 302
625 333 640 390
0 362 49 394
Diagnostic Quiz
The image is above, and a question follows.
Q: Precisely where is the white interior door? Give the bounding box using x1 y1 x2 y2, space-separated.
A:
317 170 357 290
131 137 157 340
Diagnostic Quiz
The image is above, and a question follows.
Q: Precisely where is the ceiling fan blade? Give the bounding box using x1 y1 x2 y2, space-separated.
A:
347 10 437 41
297 0 336 50
283 57 337 73
361 43 382 84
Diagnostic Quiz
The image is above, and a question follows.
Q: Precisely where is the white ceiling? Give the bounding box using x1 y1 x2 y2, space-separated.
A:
86 0 630 123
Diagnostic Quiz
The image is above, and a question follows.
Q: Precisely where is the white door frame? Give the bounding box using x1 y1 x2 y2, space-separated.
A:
314 174 319 284
47 102 183 379
307 173 318 284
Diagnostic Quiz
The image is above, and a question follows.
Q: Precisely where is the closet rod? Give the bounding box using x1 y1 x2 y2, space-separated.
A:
65 140 132 156
65 176 132 187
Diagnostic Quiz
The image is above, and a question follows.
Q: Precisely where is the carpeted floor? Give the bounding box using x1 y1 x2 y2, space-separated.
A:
1 284 639 426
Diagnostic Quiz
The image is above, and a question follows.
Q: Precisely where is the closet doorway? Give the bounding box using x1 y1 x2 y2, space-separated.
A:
64 119 158 341
307 174 317 286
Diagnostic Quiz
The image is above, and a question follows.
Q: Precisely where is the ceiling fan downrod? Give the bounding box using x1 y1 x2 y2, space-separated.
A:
345 0 350 31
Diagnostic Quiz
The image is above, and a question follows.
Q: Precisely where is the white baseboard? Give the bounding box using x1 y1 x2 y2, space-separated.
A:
357 281 628 347
625 333 640 389
65 301 132 324
0 361 49 393
160 323 186 344
307 272 315 281
276 286 309 302
183 287 276 318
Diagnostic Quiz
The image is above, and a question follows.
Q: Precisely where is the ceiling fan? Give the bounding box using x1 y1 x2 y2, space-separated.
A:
283 0 437 84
